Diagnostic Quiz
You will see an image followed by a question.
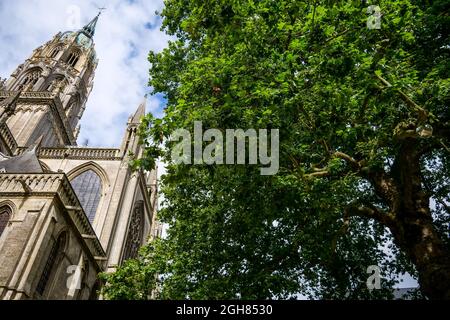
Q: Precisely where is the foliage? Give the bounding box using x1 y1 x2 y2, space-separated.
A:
102 0 449 300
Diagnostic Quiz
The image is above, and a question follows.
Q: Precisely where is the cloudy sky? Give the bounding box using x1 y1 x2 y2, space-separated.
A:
0 0 170 147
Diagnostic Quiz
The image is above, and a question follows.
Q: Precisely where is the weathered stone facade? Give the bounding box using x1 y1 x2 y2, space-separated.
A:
0 13 161 300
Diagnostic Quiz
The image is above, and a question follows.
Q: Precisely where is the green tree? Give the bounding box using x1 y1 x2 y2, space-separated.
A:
102 0 449 299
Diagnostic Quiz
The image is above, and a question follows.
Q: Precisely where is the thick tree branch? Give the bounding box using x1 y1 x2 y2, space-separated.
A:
303 170 330 178
333 151 360 170
331 201 391 261
303 151 361 178
345 202 395 228
440 140 450 153
375 72 429 123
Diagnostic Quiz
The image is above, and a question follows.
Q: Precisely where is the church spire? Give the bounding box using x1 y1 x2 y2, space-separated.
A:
2 9 102 148
80 11 102 38
131 98 147 124
121 98 147 155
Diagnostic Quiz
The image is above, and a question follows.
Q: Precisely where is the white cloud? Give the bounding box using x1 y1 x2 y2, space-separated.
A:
0 0 170 147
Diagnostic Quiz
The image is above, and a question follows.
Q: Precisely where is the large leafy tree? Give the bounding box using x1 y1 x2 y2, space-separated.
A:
102 0 449 299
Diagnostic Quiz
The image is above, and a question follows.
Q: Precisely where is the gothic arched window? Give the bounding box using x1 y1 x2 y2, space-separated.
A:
50 46 62 59
71 170 102 223
20 69 41 90
67 51 81 68
0 205 12 238
122 201 145 262
65 99 80 122
36 232 67 296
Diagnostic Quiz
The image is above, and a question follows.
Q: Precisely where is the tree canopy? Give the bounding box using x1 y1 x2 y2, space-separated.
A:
101 0 450 299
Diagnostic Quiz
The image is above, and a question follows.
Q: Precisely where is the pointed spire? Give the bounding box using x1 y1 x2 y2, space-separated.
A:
80 11 102 38
131 97 147 124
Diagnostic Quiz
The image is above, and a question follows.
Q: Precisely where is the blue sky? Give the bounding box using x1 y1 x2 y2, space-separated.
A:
0 0 170 147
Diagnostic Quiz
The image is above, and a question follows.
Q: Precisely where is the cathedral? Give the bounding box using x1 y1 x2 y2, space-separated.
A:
0 13 161 299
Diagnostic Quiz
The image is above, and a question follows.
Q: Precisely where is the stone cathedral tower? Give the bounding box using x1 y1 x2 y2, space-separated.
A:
2 13 100 148
0 13 161 300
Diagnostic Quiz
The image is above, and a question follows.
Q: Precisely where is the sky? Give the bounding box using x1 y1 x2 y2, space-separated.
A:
0 0 170 148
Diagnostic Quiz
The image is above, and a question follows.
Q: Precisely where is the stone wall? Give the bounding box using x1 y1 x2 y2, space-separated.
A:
0 174 105 300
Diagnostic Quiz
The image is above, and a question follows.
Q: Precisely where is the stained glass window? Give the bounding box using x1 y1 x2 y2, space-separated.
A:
36 232 66 296
122 201 145 262
71 170 102 224
0 206 12 237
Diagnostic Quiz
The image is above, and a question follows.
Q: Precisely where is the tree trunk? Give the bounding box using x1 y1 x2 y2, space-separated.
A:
388 210 450 299
370 139 450 299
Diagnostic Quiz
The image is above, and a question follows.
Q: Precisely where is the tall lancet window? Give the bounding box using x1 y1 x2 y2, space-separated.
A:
122 201 145 262
36 232 67 296
50 46 62 59
0 205 12 238
67 51 81 68
71 170 102 223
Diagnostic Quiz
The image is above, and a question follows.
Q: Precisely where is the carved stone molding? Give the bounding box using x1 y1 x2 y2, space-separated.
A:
16 146 122 160
0 123 18 154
